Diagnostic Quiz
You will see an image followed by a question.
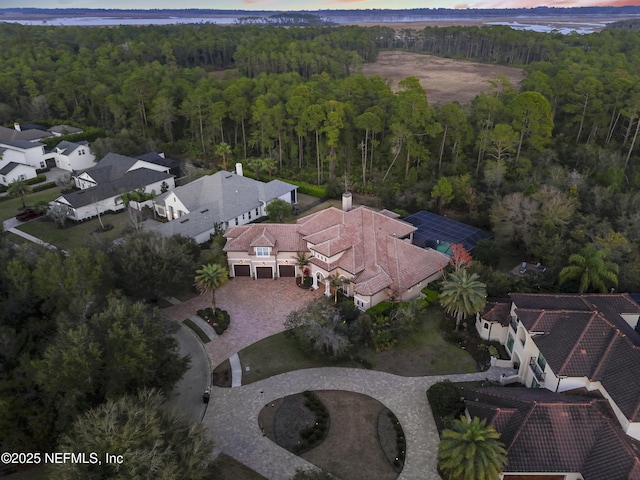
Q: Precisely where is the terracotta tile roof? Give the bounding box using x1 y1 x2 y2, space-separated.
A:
510 293 640 423
464 387 640 480
225 206 447 298
224 224 305 255
480 301 512 326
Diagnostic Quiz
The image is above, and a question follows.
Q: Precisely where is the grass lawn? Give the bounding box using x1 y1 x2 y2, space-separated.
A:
239 306 477 385
0 187 63 222
16 211 131 251
239 334 364 385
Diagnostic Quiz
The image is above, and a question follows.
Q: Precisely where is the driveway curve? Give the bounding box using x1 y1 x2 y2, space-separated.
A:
165 278 513 480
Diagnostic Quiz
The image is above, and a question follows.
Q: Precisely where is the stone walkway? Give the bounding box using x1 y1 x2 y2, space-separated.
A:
165 278 514 480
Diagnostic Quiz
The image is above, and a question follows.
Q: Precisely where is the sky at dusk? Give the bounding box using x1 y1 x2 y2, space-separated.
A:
5 0 640 11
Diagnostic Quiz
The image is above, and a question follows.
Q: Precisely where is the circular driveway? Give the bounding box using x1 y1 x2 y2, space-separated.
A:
165 277 512 480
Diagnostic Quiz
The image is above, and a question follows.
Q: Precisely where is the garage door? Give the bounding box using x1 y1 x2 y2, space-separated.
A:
279 265 295 278
256 266 273 279
234 264 250 277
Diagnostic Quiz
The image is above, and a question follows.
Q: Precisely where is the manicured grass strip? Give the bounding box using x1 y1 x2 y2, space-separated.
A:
0 187 63 221
16 211 130 251
183 318 211 343
239 333 362 385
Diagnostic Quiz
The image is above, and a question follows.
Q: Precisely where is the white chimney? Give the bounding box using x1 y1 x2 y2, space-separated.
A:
235 163 243 176
342 192 352 212
13 123 21 131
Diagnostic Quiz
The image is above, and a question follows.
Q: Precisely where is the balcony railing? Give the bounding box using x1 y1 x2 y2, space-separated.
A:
510 317 518 332
529 357 546 383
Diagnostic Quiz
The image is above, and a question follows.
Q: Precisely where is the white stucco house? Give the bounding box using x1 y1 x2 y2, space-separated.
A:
0 161 38 186
151 165 297 244
476 293 640 441
53 140 96 172
0 140 52 169
223 198 449 310
50 152 175 221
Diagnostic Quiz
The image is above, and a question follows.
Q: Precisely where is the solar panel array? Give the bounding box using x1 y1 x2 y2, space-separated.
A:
403 210 491 253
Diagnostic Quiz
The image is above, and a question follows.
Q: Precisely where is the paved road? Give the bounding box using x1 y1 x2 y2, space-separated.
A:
166 321 211 424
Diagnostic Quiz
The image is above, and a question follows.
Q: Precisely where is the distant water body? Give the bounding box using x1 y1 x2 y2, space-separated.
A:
2 15 610 34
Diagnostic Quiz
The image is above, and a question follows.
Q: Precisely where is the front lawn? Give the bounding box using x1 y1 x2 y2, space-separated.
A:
239 334 363 384
0 187 63 222
238 306 477 385
15 211 131 250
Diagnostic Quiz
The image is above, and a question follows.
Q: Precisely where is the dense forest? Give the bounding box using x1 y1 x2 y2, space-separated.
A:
2 21 640 292
2 19 640 464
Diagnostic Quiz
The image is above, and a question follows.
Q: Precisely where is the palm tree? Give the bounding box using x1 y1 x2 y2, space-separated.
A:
215 142 232 170
194 263 228 309
295 252 311 278
328 272 345 303
439 270 487 330
559 243 619 293
438 416 507 480
7 179 31 209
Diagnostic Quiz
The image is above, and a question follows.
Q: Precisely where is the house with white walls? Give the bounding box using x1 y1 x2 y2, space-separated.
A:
0 140 52 169
53 140 95 172
476 293 640 441
150 164 297 244
0 161 38 186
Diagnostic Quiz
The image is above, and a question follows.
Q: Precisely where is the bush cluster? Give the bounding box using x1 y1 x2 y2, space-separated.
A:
387 411 406 470
292 391 330 454
32 181 57 192
25 174 47 185
197 307 231 335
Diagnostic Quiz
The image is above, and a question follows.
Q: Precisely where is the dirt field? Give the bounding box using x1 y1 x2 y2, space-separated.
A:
361 50 525 105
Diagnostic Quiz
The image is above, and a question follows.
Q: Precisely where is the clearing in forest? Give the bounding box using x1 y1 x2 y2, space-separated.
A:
360 51 525 105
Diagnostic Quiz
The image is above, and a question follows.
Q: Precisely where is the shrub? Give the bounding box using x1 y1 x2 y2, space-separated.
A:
365 301 394 317
32 181 57 192
197 307 231 335
25 174 46 185
427 381 463 419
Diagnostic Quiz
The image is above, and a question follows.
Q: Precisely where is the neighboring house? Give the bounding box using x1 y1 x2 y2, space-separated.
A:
0 124 53 143
53 140 95 172
403 210 491 255
135 152 180 178
152 166 297 244
476 293 640 441
223 198 449 310
73 152 174 190
0 161 37 186
48 124 83 137
0 140 52 169
50 152 175 221
463 386 640 480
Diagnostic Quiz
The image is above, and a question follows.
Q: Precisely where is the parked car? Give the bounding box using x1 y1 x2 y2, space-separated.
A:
15 209 42 221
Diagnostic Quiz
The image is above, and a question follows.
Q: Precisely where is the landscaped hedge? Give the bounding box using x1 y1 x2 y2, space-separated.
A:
365 301 394 318
197 307 231 335
32 181 57 192
25 174 46 185
292 391 330 454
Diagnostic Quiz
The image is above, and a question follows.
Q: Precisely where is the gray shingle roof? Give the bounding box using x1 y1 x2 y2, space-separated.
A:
135 152 179 169
55 140 89 155
0 162 26 175
0 140 44 150
58 169 171 208
154 171 296 237
48 125 82 135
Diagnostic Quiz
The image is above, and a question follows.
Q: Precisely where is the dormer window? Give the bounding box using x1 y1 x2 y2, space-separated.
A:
256 246 270 257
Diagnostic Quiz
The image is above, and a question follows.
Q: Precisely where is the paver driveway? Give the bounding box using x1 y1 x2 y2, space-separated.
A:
164 277 324 368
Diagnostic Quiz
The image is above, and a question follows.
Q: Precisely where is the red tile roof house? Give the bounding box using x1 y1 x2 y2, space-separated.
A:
223 200 449 310
476 293 640 442
462 386 640 479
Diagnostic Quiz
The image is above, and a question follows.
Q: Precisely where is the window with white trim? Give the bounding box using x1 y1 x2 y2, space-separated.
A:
255 246 270 257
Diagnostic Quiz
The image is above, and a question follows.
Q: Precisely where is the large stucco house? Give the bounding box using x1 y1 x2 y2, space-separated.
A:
50 152 174 221
151 165 297 244
223 198 449 310
476 293 640 442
